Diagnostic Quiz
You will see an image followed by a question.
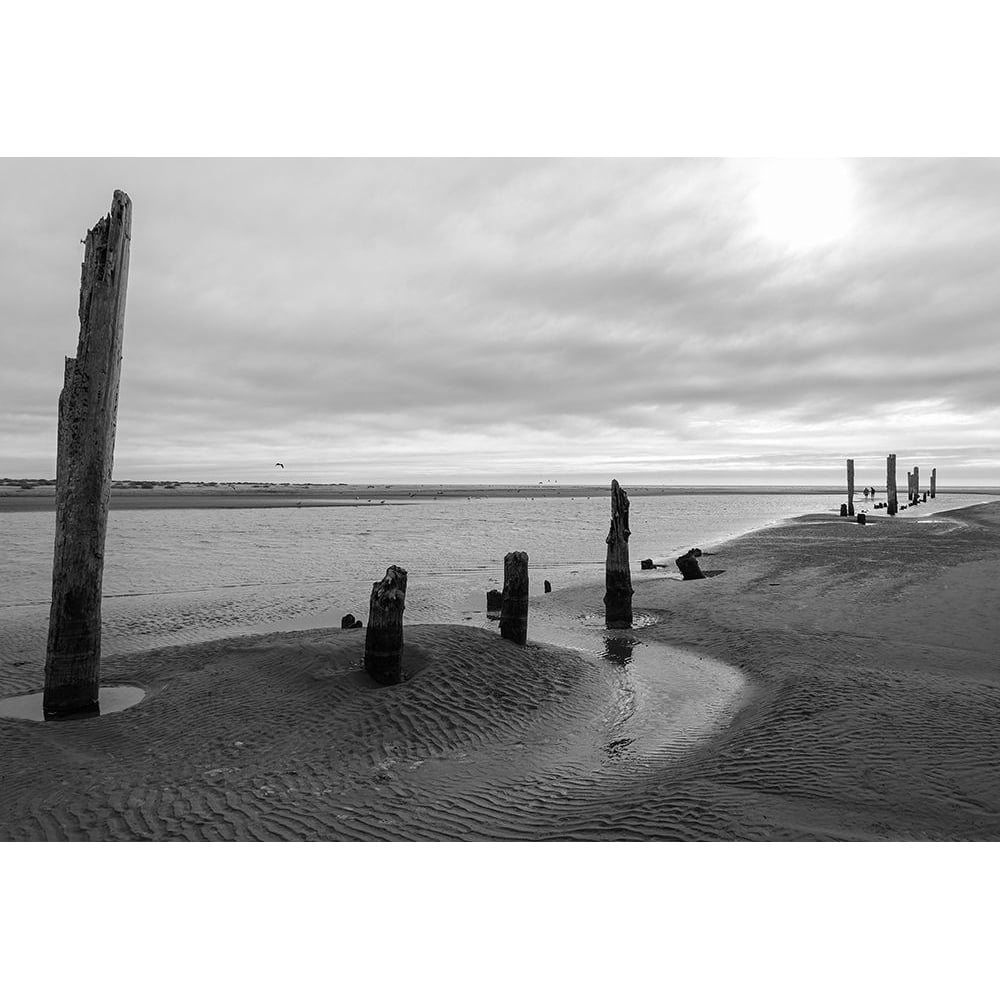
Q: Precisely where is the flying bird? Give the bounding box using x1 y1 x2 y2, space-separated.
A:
275 463 284 468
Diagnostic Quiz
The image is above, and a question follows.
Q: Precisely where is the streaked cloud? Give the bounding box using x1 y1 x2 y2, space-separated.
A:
1 158 997 483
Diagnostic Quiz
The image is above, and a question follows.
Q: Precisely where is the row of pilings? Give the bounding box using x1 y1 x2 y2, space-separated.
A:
842 456 937 519
360 479 635 685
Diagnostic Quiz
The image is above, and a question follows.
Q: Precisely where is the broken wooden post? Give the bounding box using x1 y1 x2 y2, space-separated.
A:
486 588 502 614
604 479 633 628
930 468 936 498
499 551 529 644
913 466 919 503
676 548 706 580
857 512 866 525
886 453 897 516
44 191 132 718
364 565 407 684
847 458 855 516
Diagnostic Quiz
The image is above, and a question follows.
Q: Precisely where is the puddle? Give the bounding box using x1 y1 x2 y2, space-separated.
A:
0 685 146 722
521 606 748 765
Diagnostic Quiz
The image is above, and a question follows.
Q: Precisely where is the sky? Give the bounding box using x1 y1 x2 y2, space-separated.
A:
1 157 998 486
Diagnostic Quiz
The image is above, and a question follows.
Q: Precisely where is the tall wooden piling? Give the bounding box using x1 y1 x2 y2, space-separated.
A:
364 565 408 684
604 479 633 628
886 453 897 516
846 459 855 516
499 551 529 645
44 191 132 718
913 466 920 502
931 468 936 498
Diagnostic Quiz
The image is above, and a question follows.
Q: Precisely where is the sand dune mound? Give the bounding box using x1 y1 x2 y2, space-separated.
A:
1 626 640 840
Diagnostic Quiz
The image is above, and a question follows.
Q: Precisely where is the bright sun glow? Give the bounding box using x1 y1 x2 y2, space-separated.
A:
750 159 855 250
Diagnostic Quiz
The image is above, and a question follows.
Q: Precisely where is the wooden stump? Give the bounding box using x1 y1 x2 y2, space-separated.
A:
847 458 855 516
857 512 867 525
364 565 408 684
486 588 502 614
676 548 706 580
500 551 528 644
543 580 552 593
44 191 132 718
886 453 897 516
840 503 849 517
604 480 633 628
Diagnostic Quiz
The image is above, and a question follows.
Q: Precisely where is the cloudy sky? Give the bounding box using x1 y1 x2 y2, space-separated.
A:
1 158 998 485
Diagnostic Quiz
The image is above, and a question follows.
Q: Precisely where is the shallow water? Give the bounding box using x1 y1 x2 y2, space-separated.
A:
2 491 994 667
0 685 146 721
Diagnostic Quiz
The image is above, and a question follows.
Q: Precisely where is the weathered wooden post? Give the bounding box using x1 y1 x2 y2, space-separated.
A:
499 551 529 644
913 466 920 503
846 458 855 516
364 565 408 684
604 479 633 628
931 468 936 499
44 191 132 718
906 471 913 503
886 453 897 516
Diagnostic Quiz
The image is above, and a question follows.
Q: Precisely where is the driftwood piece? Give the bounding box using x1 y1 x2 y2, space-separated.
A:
886 453 897 516
604 480 633 628
676 548 706 580
847 458 855 516
44 191 132 718
364 565 407 684
500 551 529 644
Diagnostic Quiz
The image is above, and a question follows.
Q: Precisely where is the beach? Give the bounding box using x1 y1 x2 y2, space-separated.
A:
2 499 999 841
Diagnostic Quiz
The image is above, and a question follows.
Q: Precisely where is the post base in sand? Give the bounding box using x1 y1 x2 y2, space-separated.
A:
1 685 145 722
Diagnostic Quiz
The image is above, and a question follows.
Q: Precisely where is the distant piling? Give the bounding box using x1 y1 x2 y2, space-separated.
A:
364 565 407 684
44 191 132 719
604 480 633 629
500 551 529 645
846 458 855 516
886 453 898 516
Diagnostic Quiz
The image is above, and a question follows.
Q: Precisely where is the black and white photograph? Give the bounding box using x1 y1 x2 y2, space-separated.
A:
2 3 997 997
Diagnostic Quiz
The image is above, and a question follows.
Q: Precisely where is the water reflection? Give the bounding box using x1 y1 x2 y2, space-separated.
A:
602 633 637 667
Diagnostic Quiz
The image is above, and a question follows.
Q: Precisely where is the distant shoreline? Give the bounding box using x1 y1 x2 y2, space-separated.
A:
2 482 998 513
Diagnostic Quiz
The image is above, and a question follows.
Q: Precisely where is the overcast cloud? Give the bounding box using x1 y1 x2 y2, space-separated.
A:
1 158 997 484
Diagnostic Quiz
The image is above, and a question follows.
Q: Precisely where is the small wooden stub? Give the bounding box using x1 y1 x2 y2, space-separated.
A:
364 565 408 684
500 551 529 645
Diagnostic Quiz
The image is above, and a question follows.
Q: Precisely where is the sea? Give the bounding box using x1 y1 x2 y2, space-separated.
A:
3 489 996 669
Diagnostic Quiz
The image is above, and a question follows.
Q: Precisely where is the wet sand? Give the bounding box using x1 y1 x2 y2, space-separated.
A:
2 501 999 840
